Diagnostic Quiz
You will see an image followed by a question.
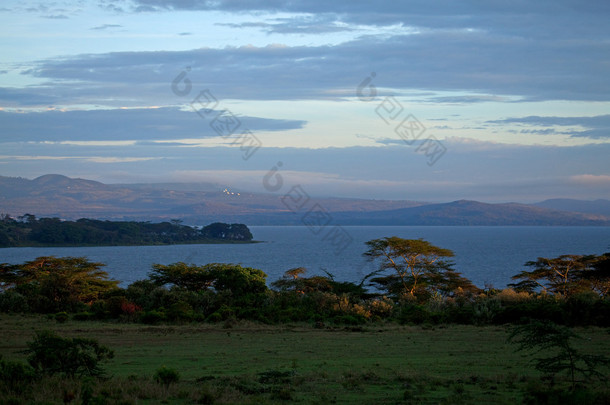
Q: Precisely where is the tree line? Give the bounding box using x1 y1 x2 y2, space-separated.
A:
0 214 253 247
0 236 608 326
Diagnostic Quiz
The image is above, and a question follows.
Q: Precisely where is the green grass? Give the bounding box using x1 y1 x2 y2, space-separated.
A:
1 314 609 404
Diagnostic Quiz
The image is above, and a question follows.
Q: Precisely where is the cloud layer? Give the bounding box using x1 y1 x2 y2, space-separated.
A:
0 108 306 142
0 0 608 202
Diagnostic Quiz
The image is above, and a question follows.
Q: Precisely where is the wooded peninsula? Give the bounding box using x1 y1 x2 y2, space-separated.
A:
0 214 254 247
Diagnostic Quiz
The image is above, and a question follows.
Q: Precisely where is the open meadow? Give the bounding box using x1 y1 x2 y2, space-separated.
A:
1 315 608 404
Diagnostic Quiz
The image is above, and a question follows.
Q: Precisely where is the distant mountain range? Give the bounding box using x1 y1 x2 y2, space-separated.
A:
534 198 610 217
1 174 609 226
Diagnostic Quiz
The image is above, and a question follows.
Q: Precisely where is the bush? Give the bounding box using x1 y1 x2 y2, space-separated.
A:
217 305 236 320
139 310 166 324
0 291 29 313
124 279 159 310
53 312 69 323
397 304 430 325
522 383 602 405
154 366 180 385
333 314 366 325
366 297 394 318
495 297 565 325
73 311 96 321
564 292 602 326
472 298 501 325
444 305 475 325
495 288 531 304
167 301 194 322
0 356 37 394
206 312 223 323
24 330 114 377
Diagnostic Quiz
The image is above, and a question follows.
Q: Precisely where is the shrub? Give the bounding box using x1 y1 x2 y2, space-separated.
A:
366 297 394 318
217 305 236 320
397 304 430 325
564 292 601 326
139 310 166 324
496 297 565 325
332 314 366 325
124 279 159 310
444 305 475 325
154 366 180 386
54 312 69 323
495 288 531 304
0 290 29 313
522 383 601 405
0 356 37 393
167 301 194 322
206 312 223 323
472 298 501 325
24 330 114 377
73 312 96 321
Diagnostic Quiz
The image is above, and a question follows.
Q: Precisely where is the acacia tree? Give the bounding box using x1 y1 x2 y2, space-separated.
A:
271 267 366 297
207 263 268 296
363 237 475 299
508 320 609 389
0 256 118 312
509 254 610 298
149 262 215 291
584 253 610 297
149 262 267 295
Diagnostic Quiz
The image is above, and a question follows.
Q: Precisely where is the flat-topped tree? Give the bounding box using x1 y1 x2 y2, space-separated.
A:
0 256 119 312
364 237 478 299
149 262 215 291
149 262 267 296
509 253 610 298
587 253 610 297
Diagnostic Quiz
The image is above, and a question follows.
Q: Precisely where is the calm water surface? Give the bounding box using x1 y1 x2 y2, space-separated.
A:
1 226 609 288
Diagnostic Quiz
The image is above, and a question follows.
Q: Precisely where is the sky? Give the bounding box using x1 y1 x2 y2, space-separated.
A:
1 0 610 203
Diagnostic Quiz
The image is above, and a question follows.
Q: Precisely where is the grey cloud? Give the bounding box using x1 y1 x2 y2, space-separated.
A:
217 15 355 35
91 24 122 30
0 107 306 142
43 14 69 19
574 129 610 139
0 87 60 106
23 3 73 17
491 115 610 127
373 138 407 146
215 22 269 29
98 1 126 13
489 115 610 139
16 23 610 104
127 0 610 42
426 95 511 104
25 6 47 13
519 129 557 135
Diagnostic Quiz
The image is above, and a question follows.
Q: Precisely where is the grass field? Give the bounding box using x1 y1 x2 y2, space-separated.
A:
1 315 608 404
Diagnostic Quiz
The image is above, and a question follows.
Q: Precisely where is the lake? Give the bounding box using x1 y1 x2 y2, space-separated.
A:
1 226 609 289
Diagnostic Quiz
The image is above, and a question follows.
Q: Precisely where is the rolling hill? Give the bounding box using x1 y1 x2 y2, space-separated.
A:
534 198 610 217
1 174 609 226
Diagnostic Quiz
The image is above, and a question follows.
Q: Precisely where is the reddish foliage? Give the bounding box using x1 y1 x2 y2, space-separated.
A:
120 301 141 315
